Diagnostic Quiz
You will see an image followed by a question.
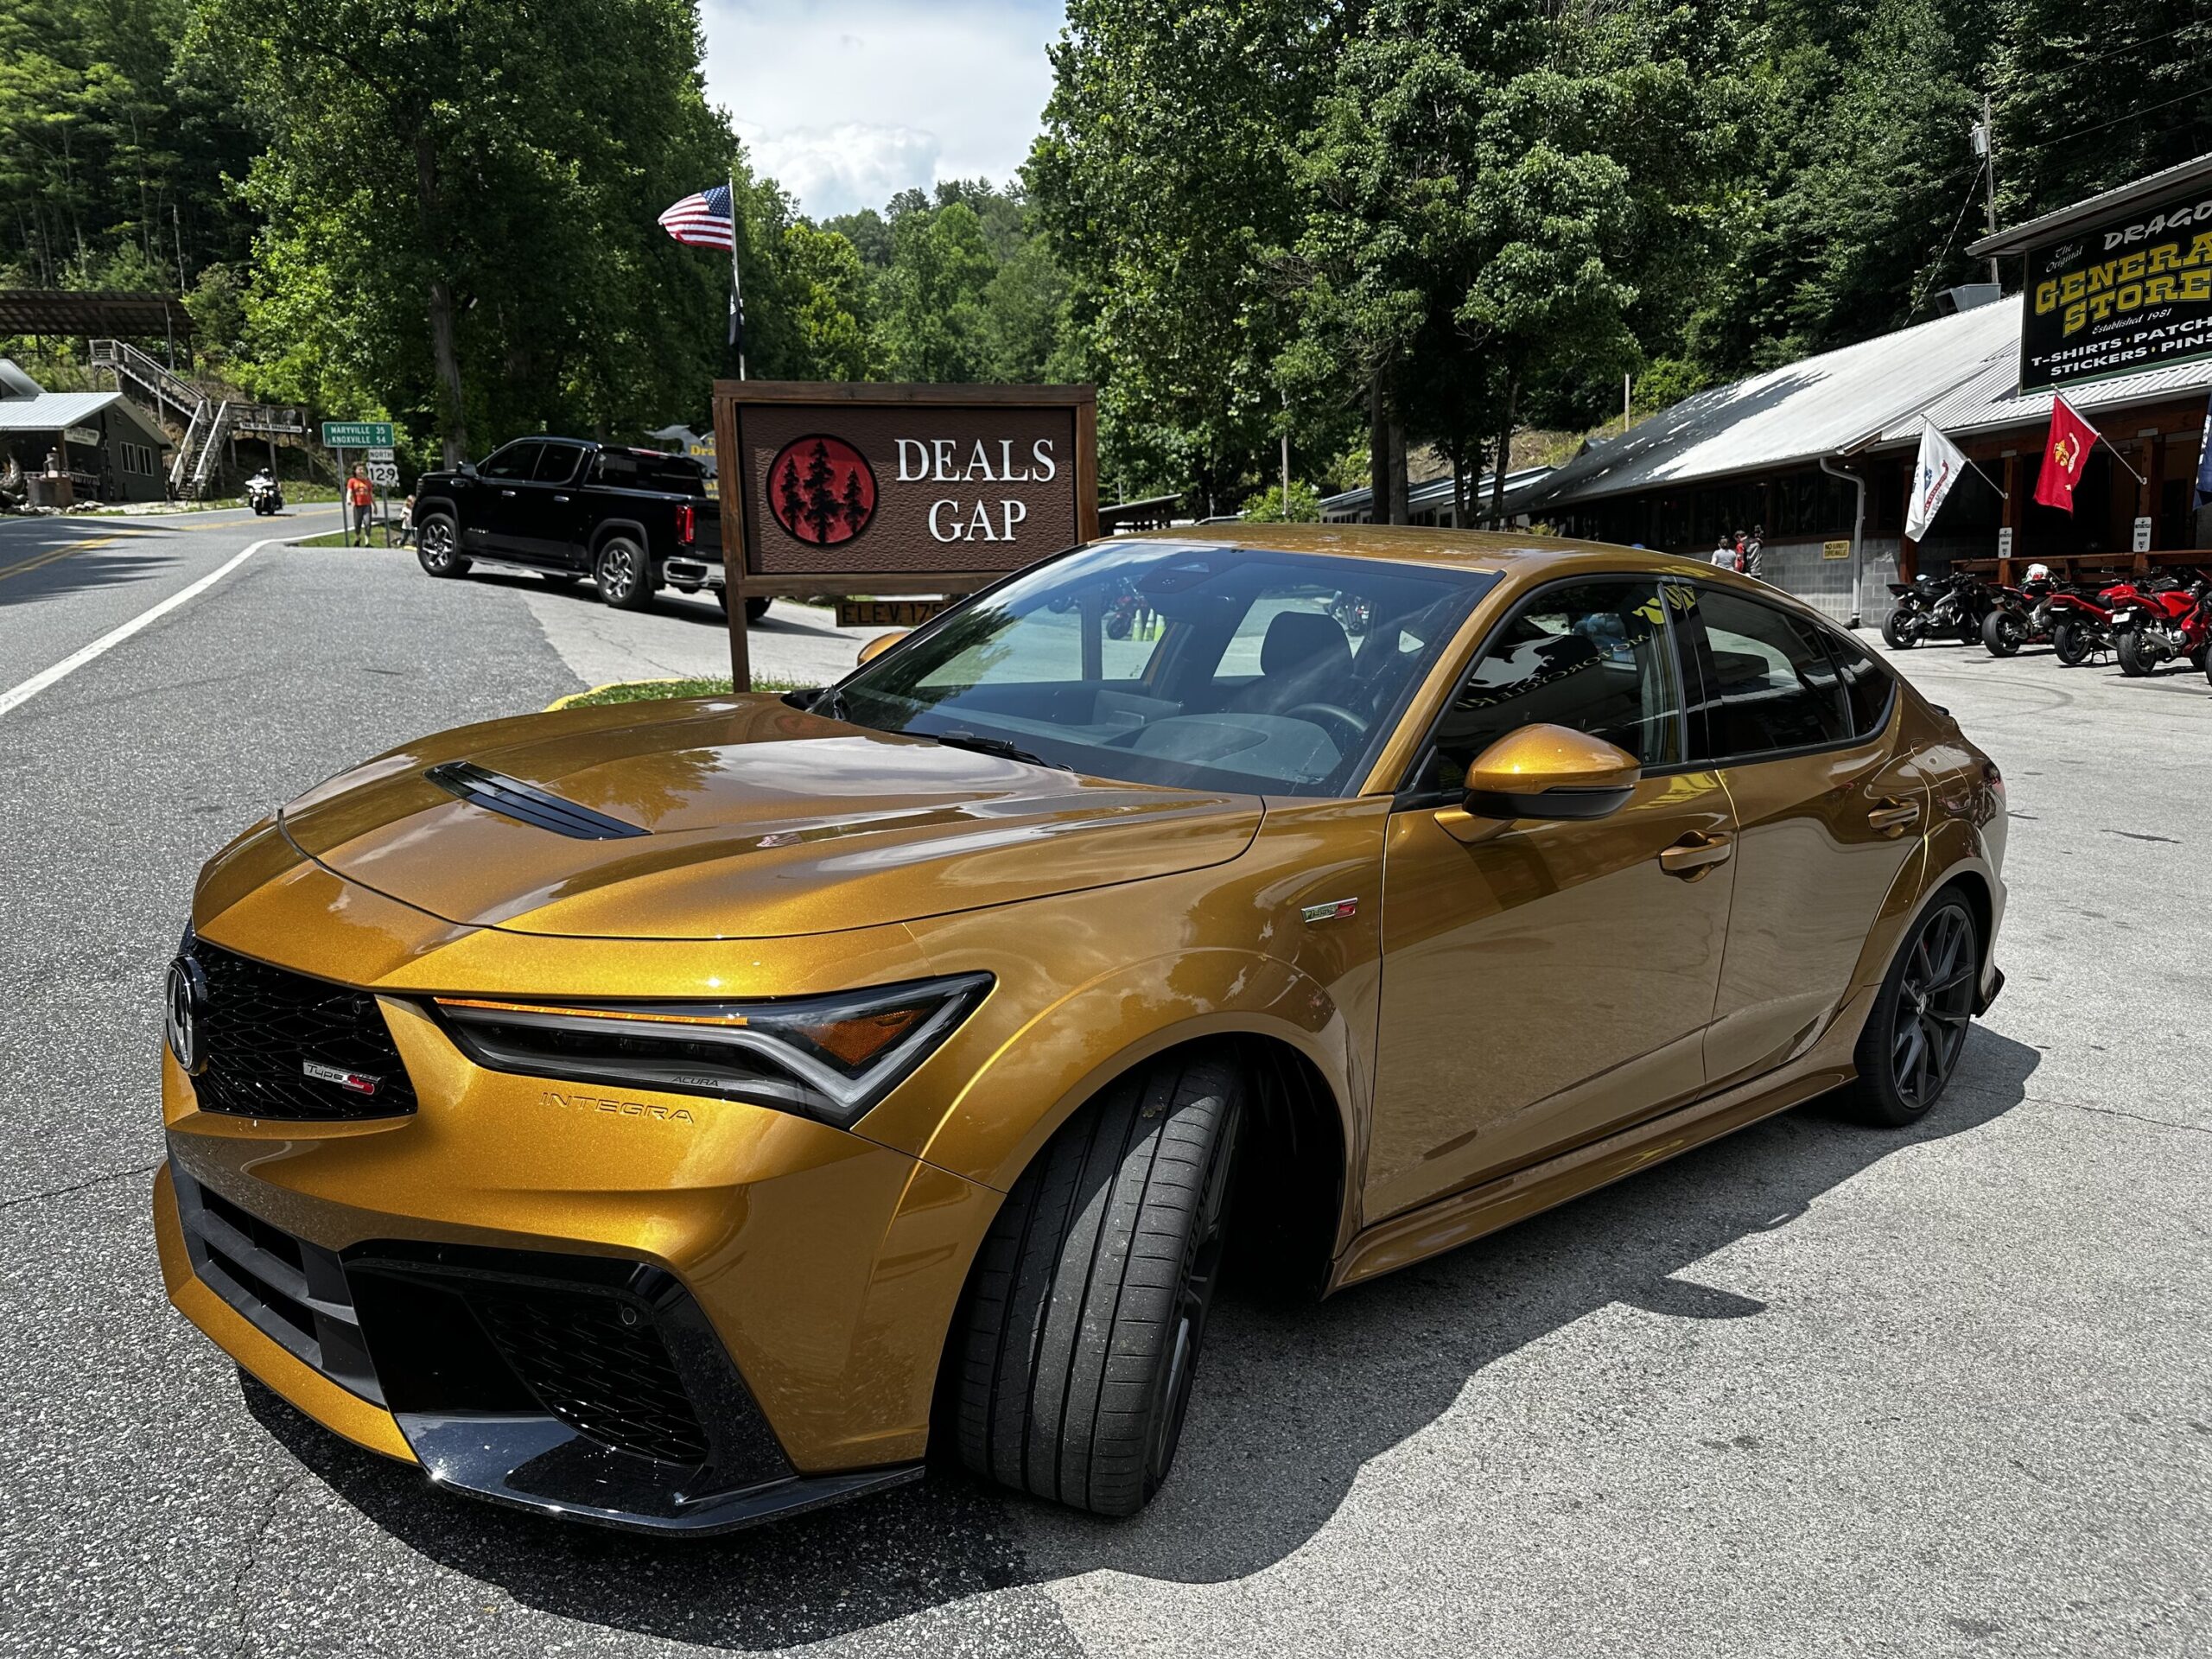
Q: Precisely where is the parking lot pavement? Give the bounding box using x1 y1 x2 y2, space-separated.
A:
477 569 883 690
2 540 2207 1659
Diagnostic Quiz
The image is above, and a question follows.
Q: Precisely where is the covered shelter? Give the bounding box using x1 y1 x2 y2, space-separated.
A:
0 360 172 505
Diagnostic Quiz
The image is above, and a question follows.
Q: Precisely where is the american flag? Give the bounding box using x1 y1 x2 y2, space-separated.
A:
658 184 734 251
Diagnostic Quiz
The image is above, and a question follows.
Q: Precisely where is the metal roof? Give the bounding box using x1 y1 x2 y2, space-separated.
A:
1876 346 2212 444
1967 151 2212 258
1319 464 1554 518
1522 301 2018 510
0 390 168 445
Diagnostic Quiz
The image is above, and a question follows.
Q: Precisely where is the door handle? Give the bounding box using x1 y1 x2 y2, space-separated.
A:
499 488 517 497
1867 798 1921 836
1658 831 1733 880
552 494 569 503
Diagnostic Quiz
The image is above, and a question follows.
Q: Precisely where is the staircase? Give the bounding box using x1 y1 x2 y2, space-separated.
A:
90 339 311 499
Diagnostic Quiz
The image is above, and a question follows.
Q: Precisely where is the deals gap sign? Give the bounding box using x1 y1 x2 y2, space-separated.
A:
710 381 1098 688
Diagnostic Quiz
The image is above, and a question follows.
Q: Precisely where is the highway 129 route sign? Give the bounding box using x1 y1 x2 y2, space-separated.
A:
709 380 1098 687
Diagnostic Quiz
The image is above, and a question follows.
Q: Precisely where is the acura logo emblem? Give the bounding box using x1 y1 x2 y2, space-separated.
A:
165 955 209 1076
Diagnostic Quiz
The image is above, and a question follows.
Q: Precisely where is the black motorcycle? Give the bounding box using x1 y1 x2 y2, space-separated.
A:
1980 569 2064 657
1882 573 1997 650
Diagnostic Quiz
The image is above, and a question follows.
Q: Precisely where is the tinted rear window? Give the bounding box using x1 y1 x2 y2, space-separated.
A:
1692 588 1850 758
594 449 706 496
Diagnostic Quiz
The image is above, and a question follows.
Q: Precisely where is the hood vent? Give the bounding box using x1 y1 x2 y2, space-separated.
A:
425 761 647 841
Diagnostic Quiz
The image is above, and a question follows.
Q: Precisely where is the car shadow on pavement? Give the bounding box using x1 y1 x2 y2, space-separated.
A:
244 1028 2040 1652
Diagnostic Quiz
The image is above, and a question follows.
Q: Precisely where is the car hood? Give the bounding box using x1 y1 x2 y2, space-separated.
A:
265 695 1263 940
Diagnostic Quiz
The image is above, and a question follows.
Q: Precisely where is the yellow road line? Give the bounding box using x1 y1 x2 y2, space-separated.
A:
0 534 143 582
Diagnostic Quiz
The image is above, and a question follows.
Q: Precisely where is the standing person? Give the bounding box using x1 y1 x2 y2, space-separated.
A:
1743 524 1765 582
1711 531 1735 568
397 493 416 547
346 466 373 546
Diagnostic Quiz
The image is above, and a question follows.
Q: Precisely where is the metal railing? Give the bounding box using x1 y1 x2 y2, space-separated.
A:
91 339 312 498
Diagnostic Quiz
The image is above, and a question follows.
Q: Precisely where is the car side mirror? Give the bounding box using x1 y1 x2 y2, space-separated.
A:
855 630 908 667
459 460 478 477
1434 724 1642 842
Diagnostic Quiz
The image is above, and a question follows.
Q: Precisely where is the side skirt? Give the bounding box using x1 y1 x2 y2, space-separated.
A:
1327 1052 1856 1292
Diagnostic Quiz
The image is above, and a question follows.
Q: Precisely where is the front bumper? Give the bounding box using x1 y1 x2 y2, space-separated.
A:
156 945 999 1533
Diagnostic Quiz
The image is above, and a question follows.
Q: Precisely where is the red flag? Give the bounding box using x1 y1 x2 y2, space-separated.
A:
2033 395 2098 513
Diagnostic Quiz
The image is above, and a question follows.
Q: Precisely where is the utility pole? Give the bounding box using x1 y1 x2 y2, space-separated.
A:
1976 92 2001 287
1280 388 1291 512
1623 371 1632 435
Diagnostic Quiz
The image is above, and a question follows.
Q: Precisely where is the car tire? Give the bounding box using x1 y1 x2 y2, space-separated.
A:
946 1052 1246 1518
2115 631 2156 677
1980 609 2020 657
593 537 652 610
1881 611 1916 650
415 513 468 578
1847 891 1979 1128
747 594 771 623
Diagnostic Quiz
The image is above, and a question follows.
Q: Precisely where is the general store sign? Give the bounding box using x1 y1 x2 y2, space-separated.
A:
2022 194 2212 391
710 382 1097 591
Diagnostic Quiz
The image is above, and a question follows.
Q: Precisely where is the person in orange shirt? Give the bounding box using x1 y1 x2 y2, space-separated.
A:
346 466 374 545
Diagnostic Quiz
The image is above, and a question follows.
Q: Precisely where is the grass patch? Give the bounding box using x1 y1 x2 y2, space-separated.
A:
556 675 803 709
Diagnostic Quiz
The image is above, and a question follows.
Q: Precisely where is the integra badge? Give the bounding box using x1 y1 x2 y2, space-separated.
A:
302 1058 382 1096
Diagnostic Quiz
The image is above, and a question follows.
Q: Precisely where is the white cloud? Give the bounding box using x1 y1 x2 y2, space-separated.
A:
701 1 1065 219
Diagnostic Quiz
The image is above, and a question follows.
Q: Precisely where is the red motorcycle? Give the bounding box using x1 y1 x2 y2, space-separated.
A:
1980 564 2063 657
2108 575 2211 677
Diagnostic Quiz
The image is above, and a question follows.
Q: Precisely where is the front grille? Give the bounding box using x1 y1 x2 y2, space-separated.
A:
192 940 416 1121
476 1291 712 1465
175 1170 383 1402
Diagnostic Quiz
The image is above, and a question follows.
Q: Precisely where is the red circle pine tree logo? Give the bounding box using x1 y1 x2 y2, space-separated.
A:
766 434 877 545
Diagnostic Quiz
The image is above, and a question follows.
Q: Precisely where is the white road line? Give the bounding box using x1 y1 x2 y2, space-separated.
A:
0 537 276 721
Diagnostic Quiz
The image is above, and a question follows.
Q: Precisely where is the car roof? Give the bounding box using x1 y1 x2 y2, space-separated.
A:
1120 522 1820 614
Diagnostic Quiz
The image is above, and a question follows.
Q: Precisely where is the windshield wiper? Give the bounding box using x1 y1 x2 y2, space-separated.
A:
932 730 1071 771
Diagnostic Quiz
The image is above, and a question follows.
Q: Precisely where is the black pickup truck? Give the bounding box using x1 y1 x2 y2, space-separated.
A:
413 437 763 617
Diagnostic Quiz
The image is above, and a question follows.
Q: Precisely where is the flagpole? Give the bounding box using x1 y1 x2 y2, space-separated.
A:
728 169 745 382
1929 419 2009 499
2061 394 2144 485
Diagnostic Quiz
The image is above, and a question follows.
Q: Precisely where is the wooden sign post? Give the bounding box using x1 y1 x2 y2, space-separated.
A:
710 381 1098 690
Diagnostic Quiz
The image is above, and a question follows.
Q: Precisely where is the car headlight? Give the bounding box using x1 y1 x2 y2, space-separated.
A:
430 973 992 1128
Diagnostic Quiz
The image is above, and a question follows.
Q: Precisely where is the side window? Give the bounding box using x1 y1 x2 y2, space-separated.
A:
1428 580 1681 791
479 442 541 481
1825 627 1897 739
533 444 582 484
1691 588 1851 758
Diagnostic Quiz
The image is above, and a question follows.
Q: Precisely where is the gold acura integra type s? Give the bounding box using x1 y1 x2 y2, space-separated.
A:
156 524 2005 1532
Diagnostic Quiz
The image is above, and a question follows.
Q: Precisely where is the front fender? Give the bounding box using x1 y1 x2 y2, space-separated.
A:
913 946 1362 1198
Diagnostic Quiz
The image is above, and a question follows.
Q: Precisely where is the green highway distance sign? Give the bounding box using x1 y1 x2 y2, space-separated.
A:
321 420 395 448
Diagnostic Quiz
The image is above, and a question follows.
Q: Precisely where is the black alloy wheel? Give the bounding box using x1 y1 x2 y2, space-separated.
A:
593 537 653 610
415 514 468 578
2115 630 2158 677
1881 610 1918 649
1850 894 1978 1127
1981 609 2022 657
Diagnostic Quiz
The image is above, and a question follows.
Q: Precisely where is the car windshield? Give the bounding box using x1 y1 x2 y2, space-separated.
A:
834 542 1494 797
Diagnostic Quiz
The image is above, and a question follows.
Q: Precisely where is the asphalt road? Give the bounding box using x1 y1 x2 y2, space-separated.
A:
1 524 2205 1658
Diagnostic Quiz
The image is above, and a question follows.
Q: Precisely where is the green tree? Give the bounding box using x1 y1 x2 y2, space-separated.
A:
782 220 874 380
872 199 995 381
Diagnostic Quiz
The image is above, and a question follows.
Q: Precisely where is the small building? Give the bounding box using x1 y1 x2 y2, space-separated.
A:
0 359 172 505
1513 154 2212 626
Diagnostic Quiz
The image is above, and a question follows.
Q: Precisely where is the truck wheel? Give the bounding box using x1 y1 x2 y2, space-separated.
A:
593 537 653 610
415 514 469 578
946 1052 1246 1517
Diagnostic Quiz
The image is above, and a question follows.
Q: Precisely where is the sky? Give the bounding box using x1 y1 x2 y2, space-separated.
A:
699 1 1067 221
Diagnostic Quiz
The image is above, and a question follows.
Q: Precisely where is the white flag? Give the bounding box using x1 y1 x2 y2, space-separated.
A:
1905 422 1967 542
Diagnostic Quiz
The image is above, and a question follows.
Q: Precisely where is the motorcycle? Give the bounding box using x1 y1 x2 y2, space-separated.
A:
2108 575 2211 677
245 475 284 516
1881 572 1998 649
2044 583 2126 666
1980 564 2064 657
